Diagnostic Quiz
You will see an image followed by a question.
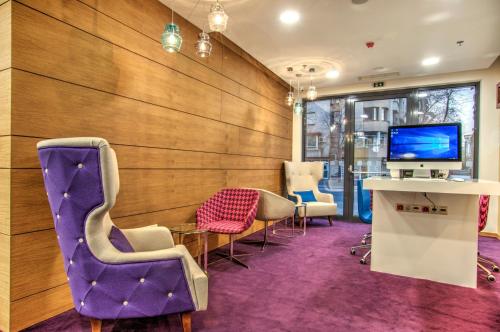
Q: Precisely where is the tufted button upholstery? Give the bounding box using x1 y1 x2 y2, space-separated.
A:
37 141 199 320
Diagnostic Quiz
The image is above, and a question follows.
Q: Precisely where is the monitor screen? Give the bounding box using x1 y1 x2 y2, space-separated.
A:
387 123 461 162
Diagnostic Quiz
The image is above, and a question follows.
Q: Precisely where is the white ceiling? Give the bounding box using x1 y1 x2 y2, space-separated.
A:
162 0 500 88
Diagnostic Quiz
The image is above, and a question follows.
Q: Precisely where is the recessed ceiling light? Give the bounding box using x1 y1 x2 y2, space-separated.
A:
326 69 340 79
280 10 300 24
421 57 440 66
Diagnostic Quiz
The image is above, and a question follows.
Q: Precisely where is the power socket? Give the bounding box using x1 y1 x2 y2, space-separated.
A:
395 204 448 215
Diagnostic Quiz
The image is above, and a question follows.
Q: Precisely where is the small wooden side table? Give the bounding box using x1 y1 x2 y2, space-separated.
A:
170 223 208 273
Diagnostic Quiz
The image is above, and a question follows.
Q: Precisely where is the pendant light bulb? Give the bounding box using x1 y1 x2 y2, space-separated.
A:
161 9 182 53
293 79 303 115
208 1 229 32
307 86 318 101
195 31 213 58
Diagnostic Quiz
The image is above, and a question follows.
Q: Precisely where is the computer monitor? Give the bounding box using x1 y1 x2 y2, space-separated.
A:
386 123 462 171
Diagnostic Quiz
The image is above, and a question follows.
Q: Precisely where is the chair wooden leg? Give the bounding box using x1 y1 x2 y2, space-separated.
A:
90 319 101 332
181 312 192 332
328 216 333 226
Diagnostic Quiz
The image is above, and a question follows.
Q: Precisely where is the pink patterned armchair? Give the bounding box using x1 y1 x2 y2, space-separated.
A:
477 195 499 282
197 188 260 269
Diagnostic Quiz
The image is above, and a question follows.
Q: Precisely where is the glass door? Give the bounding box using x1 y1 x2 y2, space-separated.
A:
350 97 408 216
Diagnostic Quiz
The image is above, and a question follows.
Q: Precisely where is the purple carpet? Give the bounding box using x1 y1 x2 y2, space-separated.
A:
24 220 500 332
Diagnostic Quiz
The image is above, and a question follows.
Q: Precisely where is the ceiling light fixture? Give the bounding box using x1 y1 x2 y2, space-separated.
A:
416 92 428 98
280 10 300 25
421 56 440 66
326 69 340 79
286 79 294 106
306 68 318 101
208 0 228 32
195 31 212 58
293 75 303 115
161 7 182 53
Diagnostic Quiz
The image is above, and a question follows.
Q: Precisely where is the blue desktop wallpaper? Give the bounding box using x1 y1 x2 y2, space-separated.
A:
389 125 459 160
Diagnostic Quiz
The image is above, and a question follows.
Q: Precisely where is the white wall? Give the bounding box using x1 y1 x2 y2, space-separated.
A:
293 57 500 234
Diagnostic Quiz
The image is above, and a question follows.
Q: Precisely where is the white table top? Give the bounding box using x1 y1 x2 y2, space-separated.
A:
363 177 500 196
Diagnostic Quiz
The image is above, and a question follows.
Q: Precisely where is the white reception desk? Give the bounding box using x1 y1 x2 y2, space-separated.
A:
363 177 500 288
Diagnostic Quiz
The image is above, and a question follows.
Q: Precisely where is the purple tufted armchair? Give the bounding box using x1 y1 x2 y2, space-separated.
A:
37 137 207 332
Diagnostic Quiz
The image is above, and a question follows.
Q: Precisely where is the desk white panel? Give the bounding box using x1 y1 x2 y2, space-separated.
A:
371 191 478 288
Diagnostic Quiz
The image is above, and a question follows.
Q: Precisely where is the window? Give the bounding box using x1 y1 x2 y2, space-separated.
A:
303 83 479 218
306 135 319 150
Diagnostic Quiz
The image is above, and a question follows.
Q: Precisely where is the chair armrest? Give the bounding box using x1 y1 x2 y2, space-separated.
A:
121 226 175 252
288 193 303 204
313 189 334 204
102 245 207 311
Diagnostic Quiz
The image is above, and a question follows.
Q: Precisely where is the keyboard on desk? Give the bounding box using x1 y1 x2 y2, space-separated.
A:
402 177 447 182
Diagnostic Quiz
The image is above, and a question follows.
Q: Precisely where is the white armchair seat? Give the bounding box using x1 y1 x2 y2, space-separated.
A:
284 161 337 224
298 201 337 217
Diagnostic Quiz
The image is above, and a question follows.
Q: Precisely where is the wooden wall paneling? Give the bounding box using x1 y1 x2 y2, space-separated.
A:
227 126 292 160
17 0 240 98
10 284 72 332
238 85 292 120
10 230 64 300
0 69 11 136
0 169 10 235
221 92 292 139
0 233 10 331
10 136 285 171
11 70 228 154
10 169 227 234
79 0 224 73
12 3 223 121
0 0 10 71
11 70 290 159
77 0 290 116
226 170 282 193
0 136 11 169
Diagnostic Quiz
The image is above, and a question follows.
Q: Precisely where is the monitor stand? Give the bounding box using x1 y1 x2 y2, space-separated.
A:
412 169 431 178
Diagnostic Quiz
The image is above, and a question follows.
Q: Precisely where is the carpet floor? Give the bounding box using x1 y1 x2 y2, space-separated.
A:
24 220 500 332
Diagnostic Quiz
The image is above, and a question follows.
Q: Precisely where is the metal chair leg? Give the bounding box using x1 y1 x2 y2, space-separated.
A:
478 256 500 272
478 262 496 282
212 234 251 269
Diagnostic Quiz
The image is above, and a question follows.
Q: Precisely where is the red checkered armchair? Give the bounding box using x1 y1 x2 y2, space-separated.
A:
477 195 499 282
197 188 260 269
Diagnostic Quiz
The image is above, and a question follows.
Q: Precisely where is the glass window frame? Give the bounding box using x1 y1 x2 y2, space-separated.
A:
302 82 480 219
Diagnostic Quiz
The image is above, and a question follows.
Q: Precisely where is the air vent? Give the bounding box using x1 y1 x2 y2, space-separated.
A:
358 72 400 82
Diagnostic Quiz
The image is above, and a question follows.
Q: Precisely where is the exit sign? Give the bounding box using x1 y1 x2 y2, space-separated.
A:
373 81 384 88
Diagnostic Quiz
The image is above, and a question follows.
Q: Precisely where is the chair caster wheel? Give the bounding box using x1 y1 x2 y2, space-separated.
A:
487 275 496 282
350 248 356 255
492 265 499 272
361 240 367 245
360 258 367 265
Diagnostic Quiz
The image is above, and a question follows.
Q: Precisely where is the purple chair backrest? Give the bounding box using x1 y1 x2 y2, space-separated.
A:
38 139 195 319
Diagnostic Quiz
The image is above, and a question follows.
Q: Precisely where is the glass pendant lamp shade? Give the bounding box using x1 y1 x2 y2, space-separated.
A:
161 23 182 53
286 91 294 106
293 99 303 114
195 32 213 58
307 85 318 100
208 1 228 32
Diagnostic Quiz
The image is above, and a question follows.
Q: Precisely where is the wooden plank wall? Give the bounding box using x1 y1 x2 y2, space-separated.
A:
6 0 292 330
0 0 11 330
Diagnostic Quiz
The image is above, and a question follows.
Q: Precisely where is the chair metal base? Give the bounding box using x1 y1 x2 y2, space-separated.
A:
209 234 252 269
477 254 499 282
240 220 288 251
350 232 372 264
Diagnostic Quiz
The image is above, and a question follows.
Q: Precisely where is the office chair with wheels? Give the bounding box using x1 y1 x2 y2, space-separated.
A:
350 179 372 264
477 195 499 282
